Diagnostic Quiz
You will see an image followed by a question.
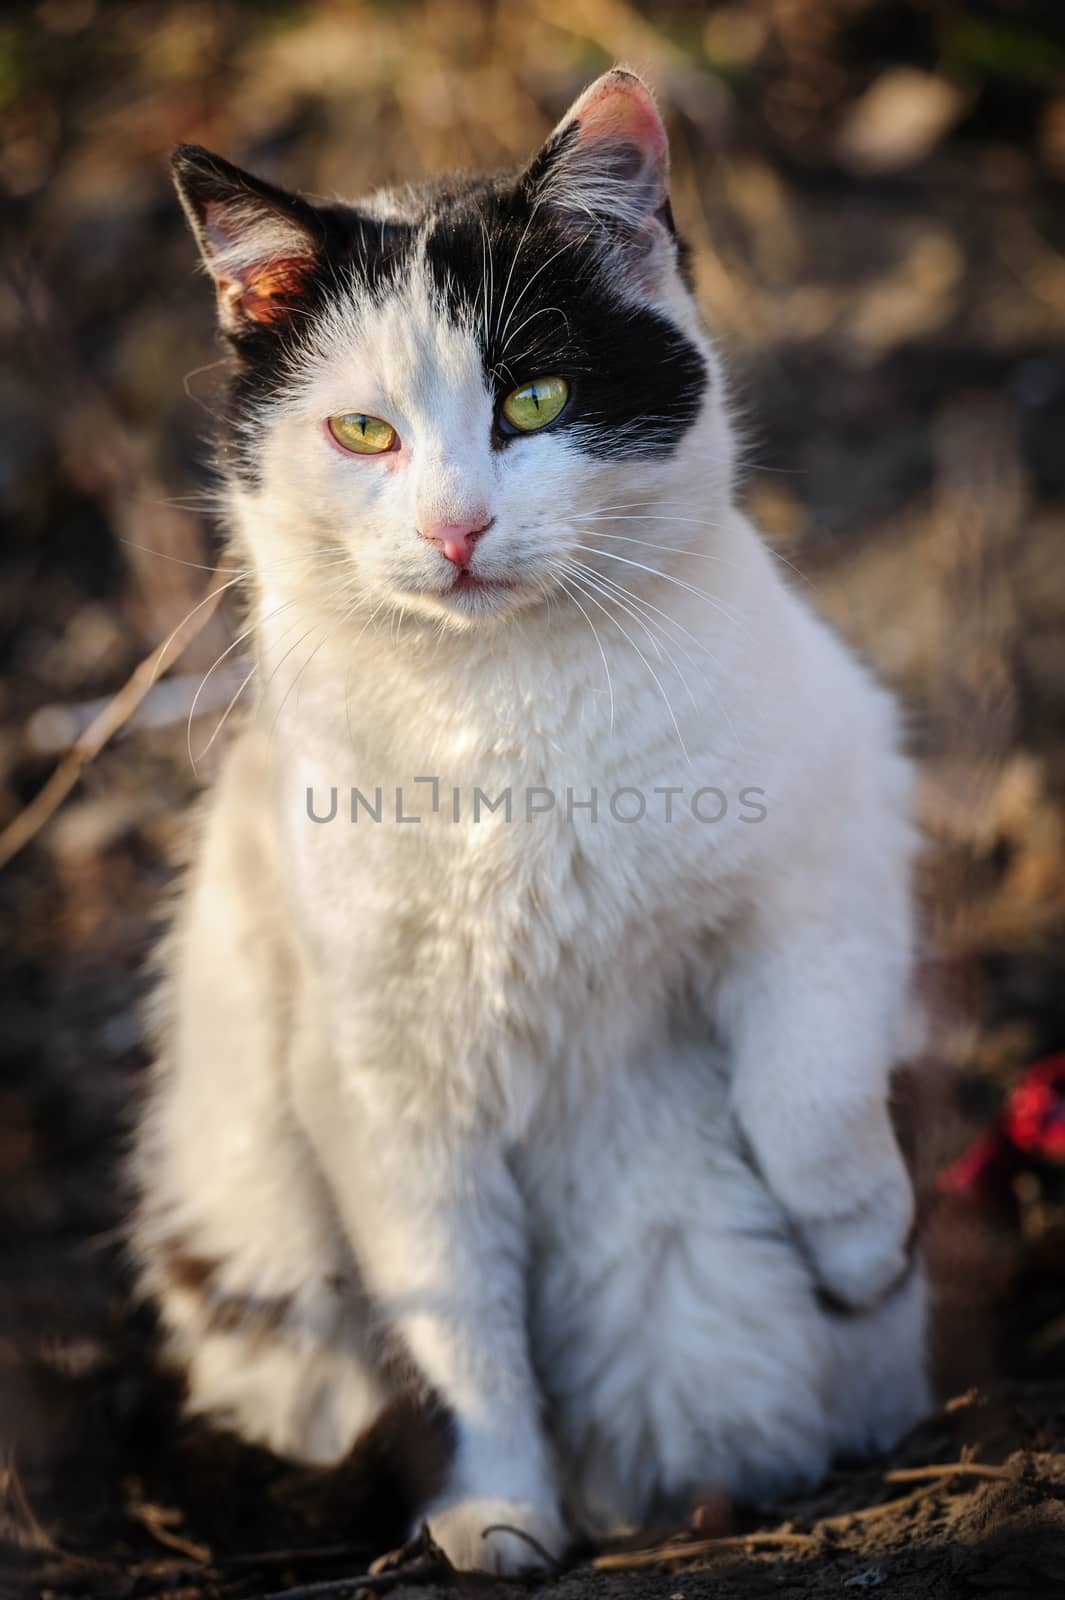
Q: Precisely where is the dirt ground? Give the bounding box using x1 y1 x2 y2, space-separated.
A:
4 3 1065 1597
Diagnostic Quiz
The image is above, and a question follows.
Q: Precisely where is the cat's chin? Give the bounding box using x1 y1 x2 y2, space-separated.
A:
399 576 539 627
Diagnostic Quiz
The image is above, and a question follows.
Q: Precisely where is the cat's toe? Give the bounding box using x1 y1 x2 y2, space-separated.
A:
425 1497 567 1574
800 1177 916 1310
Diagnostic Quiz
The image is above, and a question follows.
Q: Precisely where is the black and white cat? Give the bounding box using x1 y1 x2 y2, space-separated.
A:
133 69 931 1573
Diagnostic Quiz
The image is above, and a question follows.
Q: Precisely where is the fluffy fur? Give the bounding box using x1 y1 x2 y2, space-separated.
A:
133 70 931 1573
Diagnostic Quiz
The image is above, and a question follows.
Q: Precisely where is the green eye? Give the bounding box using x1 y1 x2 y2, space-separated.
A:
501 376 569 434
328 413 397 455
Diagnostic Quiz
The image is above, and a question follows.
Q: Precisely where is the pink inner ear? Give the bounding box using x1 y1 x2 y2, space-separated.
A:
569 71 668 174
235 255 315 326
200 195 318 329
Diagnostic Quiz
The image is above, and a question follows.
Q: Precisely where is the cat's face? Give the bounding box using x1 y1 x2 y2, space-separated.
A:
176 71 730 633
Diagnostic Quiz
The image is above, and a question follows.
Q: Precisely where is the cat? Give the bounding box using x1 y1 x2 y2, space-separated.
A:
132 68 932 1574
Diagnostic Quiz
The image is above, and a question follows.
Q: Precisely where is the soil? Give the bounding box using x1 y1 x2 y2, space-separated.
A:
4 4 1065 1598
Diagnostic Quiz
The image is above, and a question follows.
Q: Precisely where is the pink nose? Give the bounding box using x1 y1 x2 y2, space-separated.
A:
419 517 493 568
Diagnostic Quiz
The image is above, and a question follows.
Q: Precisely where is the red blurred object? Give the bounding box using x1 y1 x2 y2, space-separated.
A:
1005 1055 1065 1158
938 1053 1065 1208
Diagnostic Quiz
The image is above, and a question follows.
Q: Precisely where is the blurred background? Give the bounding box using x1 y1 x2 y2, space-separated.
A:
3 0 1065 1594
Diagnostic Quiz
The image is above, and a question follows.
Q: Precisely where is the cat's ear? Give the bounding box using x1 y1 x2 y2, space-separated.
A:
171 145 324 337
525 69 675 289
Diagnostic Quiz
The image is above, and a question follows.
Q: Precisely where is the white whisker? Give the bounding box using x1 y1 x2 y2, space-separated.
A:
199 659 257 761
492 200 542 351
574 528 759 577
573 507 810 584
497 233 589 357
568 559 740 746
552 570 615 733
556 564 690 762
477 215 493 350
149 572 250 690
563 562 699 715
188 597 309 773
569 543 751 637
266 627 324 742
502 303 571 351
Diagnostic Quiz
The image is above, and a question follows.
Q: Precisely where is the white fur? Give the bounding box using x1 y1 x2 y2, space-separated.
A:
135 109 931 1575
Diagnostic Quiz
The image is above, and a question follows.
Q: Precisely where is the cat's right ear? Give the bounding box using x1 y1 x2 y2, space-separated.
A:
171 145 324 338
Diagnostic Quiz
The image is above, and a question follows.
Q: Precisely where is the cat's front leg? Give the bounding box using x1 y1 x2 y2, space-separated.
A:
294 1054 565 1574
357 1145 566 1573
721 878 917 1310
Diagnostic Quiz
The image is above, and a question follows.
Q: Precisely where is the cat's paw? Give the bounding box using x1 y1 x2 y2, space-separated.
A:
798 1163 916 1310
425 1496 567 1574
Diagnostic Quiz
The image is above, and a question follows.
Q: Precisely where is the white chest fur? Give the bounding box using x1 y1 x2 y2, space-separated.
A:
260 520 783 1135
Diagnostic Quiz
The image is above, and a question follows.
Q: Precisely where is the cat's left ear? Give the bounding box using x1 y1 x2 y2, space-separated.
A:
525 69 676 293
171 144 325 338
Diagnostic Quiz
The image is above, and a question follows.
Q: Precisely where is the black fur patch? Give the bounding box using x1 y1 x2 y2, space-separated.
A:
213 203 414 487
422 186 708 460
219 206 416 486
177 149 707 481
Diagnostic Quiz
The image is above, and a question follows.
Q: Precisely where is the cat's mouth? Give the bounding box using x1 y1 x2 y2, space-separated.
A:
436 570 519 611
451 572 508 593
395 568 533 623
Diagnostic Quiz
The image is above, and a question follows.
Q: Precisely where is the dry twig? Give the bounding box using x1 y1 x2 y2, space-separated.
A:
260 1562 458 1600
591 1457 1018 1574
593 1528 814 1572
480 1521 561 1572
883 1461 1011 1485
0 571 231 870
127 1497 212 1565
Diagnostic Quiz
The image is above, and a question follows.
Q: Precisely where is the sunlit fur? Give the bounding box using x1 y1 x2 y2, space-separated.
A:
133 70 931 1575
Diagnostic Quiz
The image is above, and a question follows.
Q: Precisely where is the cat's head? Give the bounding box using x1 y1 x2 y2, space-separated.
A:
175 70 733 633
